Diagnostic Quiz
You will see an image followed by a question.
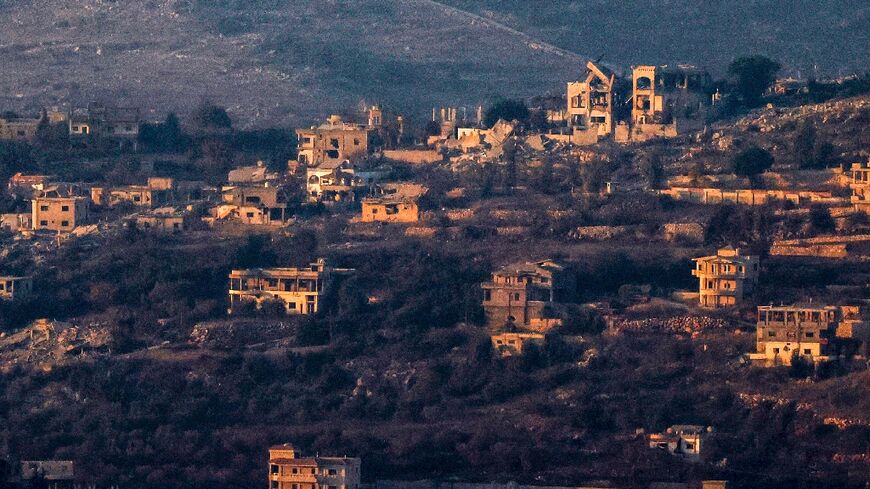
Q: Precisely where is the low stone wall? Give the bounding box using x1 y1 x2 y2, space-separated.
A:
770 244 848 258
382 149 442 165
404 226 437 238
570 225 635 241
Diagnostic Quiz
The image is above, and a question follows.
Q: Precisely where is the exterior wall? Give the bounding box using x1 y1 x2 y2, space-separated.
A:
134 215 187 232
32 197 89 231
660 187 837 206
691 248 759 308
490 332 545 356
381 150 441 165
0 276 33 301
229 260 345 315
360 200 419 223
481 261 574 329
296 119 370 167
92 186 158 207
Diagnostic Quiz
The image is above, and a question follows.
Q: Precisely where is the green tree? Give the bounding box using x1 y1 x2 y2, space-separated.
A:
733 146 774 176
808 205 835 234
728 56 781 106
484 99 529 127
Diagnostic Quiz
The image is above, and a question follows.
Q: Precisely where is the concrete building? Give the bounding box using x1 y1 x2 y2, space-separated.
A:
19 460 74 489
648 425 710 461
269 444 361 489
490 331 545 357
750 305 867 365
229 259 353 314
128 206 191 232
217 185 289 224
306 162 389 203
229 161 279 185
691 247 759 308
360 183 427 223
296 115 371 167
567 61 615 137
91 180 174 208
31 185 90 232
0 275 32 301
630 65 710 140
848 160 870 213
481 260 576 330
0 116 41 142
8 173 53 197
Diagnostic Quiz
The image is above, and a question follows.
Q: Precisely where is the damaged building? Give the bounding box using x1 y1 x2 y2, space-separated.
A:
31 185 90 232
360 183 427 223
296 115 371 167
567 61 616 138
481 259 576 330
625 64 711 142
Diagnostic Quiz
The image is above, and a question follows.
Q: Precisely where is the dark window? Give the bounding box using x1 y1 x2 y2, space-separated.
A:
61 220 70 227
61 205 69 212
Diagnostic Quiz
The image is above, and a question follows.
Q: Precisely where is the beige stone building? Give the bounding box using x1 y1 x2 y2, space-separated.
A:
229 259 353 314
490 331 545 357
750 305 867 366
567 61 615 137
848 160 870 213
360 183 427 223
31 185 90 232
269 444 361 489
296 115 371 167
630 65 710 140
128 207 191 232
691 247 759 308
0 275 33 301
481 260 576 330
648 425 710 461
215 185 290 224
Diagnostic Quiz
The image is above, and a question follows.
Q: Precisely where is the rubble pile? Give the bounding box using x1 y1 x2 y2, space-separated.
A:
609 315 730 334
189 319 295 349
0 319 112 370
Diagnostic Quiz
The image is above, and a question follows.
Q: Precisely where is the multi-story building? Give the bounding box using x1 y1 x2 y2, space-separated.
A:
228 259 353 314
296 115 371 167
268 444 361 489
691 247 759 308
567 61 615 137
360 183 427 223
750 304 867 365
648 425 710 462
0 275 32 301
630 64 711 137
31 185 90 232
481 260 576 330
848 160 870 213
218 185 289 224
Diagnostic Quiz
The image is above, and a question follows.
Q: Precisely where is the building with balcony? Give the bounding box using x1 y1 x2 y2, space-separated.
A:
229 259 353 315
268 444 361 489
750 304 868 366
691 247 759 308
481 260 575 330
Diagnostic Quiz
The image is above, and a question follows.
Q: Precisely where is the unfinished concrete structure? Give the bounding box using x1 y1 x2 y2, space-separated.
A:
91 178 175 208
848 160 870 213
229 259 353 315
269 444 361 489
228 161 279 185
629 65 710 141
648 425 710 461
0 276 32 301
691 247 759 308
750 305 867 366
31 185 90 232
296 115 371 167
567 61 615 137
481 260 575 330
360 183 427 223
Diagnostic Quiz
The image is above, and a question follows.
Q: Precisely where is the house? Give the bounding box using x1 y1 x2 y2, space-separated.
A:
648 425 711 461
481 260 576 330
268 444 361 489
296 115 371 167
0 275 33 301
228 161 279 184
127 206 192 232
19 460 74 489
218 185 289 224
0 116 41 142
228 258 354 314
360 183 427 223
750 305 868 366
490 331 545 357
567 61 616 137
691 247 759 308
31 185 90 232
629 64 711 141
68 103 140 147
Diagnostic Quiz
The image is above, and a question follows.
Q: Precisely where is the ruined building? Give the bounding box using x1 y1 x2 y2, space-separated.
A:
31 185 90 232
360 183 427 223
91 177 175 208
0 276 32 301
0 115 41 142
296 115 371 167
268 444 361 489
848 160 870 213
691 247 759 308
228 259 353 315
750 305 868 366
626 65 711 141
567 61 615 137
481 260 576 330
648 425 711 461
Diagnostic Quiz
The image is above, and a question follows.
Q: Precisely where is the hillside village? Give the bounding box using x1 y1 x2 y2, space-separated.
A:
0 52 869 489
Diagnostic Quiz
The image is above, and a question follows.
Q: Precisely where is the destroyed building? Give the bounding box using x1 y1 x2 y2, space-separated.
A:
567 61 616 137
228 259 354 315
481 260 576 330
91 177 175 208
0 275 32 301
490 331 546 357
228 161 279 185
848 160 870 213
306 161 389 203
750 305 869 366
127 206 193 232
31 185 90 232
214 185 290 225
296 115 371 167
627 65 711 141
360 183 427 223
691 247 759 308
268 444 361 489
